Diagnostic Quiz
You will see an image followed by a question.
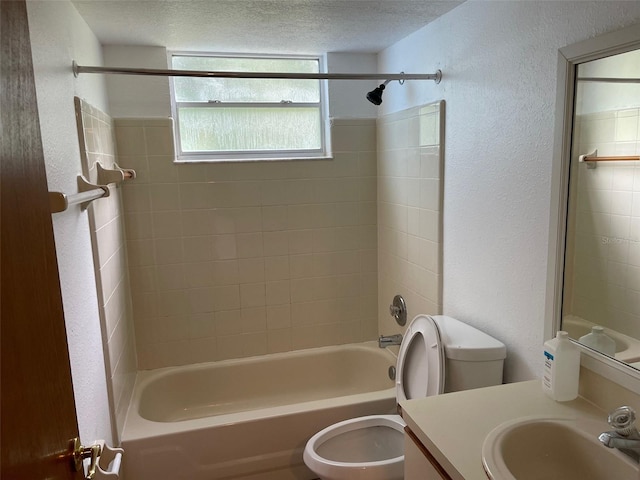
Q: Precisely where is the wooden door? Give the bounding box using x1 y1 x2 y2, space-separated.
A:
1 0 84 478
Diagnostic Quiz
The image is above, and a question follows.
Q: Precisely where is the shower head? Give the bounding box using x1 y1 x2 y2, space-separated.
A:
366 83 386 105
366 78 395 105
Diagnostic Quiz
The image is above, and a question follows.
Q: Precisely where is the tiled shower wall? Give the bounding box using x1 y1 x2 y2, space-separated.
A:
567 108 640 338
75 98 136 441
116 118 378 369
377 102 444 335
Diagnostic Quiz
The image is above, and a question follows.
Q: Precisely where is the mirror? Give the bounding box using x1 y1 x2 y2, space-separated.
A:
562 48 640 366
552 26 640 371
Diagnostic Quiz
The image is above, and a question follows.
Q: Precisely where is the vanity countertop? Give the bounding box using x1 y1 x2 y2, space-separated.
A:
400 380 607 480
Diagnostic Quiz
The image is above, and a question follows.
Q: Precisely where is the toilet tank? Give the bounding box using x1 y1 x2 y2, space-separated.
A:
431 315 506 393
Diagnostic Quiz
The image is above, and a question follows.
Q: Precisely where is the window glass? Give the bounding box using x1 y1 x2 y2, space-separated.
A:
170 53 326 160
172 56 320 103
178 107 321 152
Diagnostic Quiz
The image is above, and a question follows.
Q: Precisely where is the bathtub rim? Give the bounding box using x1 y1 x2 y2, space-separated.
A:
122 341 398 442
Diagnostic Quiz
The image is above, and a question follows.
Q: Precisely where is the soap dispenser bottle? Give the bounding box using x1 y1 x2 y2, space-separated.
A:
542 331 580 401
578 326 616 357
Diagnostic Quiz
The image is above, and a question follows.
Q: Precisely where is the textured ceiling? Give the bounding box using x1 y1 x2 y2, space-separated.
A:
71 0 463 54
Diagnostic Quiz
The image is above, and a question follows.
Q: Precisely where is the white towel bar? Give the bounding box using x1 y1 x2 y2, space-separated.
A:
49 162 135 213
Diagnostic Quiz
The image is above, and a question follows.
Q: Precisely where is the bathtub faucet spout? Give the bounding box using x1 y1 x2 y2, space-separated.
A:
378 334 403 348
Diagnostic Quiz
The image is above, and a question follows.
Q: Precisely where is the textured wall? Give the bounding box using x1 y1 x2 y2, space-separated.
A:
104 46 172 118
378 1 640 382
26 0 113 445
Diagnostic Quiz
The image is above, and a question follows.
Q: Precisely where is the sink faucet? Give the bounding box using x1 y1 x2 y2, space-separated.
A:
598 406 640 462
378 334 402 348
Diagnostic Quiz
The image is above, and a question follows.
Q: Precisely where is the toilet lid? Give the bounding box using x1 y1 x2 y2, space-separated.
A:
396 314 444 402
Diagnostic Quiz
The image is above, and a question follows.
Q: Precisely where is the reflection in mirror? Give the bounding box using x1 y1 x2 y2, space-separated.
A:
562 48 640 368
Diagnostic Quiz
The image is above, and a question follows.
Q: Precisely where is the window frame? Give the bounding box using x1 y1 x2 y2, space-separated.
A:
169 52 331 163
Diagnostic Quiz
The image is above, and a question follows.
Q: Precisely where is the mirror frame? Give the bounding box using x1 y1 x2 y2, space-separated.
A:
546 22 640 393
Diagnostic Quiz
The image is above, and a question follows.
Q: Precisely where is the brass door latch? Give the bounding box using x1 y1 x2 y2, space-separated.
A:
70 438 123 479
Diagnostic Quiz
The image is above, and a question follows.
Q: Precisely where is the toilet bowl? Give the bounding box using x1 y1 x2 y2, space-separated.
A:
303 415 407 480
303 314 506 480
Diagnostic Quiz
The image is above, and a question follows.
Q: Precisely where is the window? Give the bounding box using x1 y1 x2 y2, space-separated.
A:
170 53 329 162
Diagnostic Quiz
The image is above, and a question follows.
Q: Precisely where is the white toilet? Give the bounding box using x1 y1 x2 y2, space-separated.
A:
303 314 506 480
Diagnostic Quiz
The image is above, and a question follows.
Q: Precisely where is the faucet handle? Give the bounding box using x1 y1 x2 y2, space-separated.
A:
608 406 637 436
389 295 407 326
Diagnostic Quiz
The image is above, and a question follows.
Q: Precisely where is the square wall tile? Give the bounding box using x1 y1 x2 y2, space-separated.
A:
115 116 379 369
78 100 137 443
377 102 443 334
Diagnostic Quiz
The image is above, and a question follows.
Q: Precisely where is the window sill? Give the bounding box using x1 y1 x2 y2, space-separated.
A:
173 155 334 164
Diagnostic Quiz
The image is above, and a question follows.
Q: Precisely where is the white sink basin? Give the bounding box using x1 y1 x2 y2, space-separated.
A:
482 416 639 480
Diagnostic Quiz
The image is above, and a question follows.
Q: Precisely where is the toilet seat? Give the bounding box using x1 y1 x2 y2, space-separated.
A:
396 314 445 402
303 415 407 480
303 315 445 480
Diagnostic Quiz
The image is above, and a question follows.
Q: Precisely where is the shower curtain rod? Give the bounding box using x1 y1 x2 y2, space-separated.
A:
72 61 442 83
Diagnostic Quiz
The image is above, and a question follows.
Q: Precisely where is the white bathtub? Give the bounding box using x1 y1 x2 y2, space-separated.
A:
121 342 397 480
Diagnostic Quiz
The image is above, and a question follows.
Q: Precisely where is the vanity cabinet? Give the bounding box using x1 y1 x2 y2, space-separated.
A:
404 427 452 480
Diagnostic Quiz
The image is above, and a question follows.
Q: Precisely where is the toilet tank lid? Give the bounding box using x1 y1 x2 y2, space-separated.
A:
431 315 507 362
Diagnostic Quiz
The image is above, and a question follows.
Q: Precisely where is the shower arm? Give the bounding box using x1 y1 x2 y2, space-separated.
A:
72 61 442 83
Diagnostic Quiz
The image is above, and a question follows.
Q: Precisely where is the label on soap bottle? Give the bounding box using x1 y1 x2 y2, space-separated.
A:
542 350 553 391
